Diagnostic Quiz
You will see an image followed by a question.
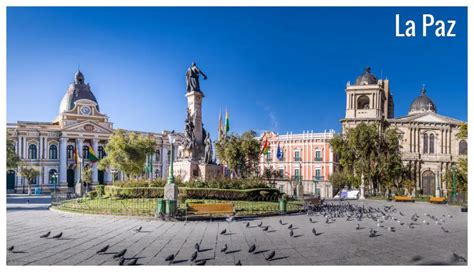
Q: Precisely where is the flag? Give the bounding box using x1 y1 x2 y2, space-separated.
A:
260 136 270 155
225 109 230 135
74 146 82 168
87 146 99 162
276 143 283 160
218 110 223 141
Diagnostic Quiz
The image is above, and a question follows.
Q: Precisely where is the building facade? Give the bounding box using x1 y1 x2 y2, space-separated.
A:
341 67 467 197
258 130 337 198
6 71 182 193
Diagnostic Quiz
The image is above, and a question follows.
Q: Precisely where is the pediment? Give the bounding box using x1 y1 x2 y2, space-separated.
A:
391 112 463 125
62 120 113 134
411 113 450 123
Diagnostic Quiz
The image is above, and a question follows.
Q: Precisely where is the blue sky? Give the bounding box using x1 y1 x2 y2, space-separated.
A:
7 7 467 138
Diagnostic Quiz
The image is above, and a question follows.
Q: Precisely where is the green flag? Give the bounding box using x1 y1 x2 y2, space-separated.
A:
225 109 230 134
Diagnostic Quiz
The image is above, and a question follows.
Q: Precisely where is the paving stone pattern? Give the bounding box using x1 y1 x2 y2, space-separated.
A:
6 200 467 265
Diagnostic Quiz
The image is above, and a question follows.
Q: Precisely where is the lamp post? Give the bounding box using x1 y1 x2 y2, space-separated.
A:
163 133 178 217
53 173 58 194
167 134 175 184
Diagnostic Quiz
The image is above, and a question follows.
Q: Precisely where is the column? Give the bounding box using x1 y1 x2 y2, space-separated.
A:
23 136 27 159
39 136 43 160
435 170 440 197
162 145 168 179
59 137 68 184
75 138 83 182
92 139 98 183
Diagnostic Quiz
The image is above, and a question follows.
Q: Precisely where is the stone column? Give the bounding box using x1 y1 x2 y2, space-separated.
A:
92 139 98 183
59 137 68 184
75 139 83 183
435 170 441 197
360 174 366 199
39 136 43 160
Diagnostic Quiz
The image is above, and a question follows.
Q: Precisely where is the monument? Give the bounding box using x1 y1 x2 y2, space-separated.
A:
174 63 224 181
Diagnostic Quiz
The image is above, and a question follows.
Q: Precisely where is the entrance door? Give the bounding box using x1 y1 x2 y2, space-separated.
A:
67 169 75 187
98 170 104 184
422 170 435 196
7 170 15 191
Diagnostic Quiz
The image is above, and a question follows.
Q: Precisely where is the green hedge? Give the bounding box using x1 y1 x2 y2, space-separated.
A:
103 186 281 201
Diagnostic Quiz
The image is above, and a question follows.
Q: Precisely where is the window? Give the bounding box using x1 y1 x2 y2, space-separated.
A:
429 134 435 154
278 169 284 178
315 169 321 181
357 95 370 109
49 169 58 184
294 168 301 180
28 144 37 159
315 150 322 161
98 146 105 159
49 144 58 160
423 134 428 154
67 145 74 159
266 150 272 161
83 146 89 159
155 169 161 178
294 150 301 161
155 149 161 161
459 140 467 155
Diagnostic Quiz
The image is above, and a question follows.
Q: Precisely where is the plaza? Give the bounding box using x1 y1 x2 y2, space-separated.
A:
6 200 467 265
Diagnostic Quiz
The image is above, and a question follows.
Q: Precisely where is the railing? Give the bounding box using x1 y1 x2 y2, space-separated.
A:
294 157 301 162
314 157 323 161
313 176 322 182
291 175 301 181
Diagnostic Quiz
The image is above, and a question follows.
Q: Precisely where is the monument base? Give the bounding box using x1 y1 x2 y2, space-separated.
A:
173 160 224 182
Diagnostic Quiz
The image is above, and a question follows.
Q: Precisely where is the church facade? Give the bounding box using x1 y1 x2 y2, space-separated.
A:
341 68 467 197
6 71 182 193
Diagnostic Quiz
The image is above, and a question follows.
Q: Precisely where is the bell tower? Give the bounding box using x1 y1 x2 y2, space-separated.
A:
341 67 394 133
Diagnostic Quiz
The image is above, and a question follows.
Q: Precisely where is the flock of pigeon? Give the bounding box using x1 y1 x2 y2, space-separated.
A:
7 201 467 265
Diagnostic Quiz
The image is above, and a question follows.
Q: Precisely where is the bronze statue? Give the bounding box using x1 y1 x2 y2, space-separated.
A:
203 132 212 164
186 62 207 93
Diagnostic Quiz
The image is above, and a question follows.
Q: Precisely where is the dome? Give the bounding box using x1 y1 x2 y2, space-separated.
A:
355 67 378 85
408 86 437 115
59 70 100 113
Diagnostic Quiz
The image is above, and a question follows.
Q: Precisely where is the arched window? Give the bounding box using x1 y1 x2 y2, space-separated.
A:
49 169 58 184
155 149 161 161
459 140 467 155
67 145 74 159
98 146 105 159
49 144 58 160
28 144 37 159
429 134 435 154
83 145 89 159
423 134 428 154
357 95 370 109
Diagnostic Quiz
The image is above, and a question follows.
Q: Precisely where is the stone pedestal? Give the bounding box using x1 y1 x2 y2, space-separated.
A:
186 91 204 160
173 160 224 182
164 183 178 201
359 175 366 199
296 183 304 200
75 182 83 197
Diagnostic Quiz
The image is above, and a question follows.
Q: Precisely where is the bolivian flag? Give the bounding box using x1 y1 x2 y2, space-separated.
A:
260 136 270 155
87 146 99 162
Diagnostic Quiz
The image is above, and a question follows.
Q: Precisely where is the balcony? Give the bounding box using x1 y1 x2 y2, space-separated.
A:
294 157 301 162
314 157 323 162
292 175 302 181
313 176 322 182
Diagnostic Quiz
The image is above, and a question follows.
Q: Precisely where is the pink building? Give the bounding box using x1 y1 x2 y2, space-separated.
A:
259 130 337 198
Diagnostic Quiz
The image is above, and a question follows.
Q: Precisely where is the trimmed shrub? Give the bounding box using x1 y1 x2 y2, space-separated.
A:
95 185 105 197
87 191 98 199
104 186 164 199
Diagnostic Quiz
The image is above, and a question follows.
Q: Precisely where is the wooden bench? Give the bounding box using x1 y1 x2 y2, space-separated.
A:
393 195 415 202
304 196 323 206
186 203 235 217
429 197 447 204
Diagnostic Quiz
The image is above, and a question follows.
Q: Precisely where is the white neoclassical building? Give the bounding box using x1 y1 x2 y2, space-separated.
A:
7 71 182 193
341 67 467 197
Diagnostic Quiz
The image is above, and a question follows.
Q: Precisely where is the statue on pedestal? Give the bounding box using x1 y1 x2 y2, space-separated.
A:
203 132 213 164
186 62 207 93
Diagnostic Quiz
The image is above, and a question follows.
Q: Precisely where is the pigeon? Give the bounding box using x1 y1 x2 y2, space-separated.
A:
389 227 395 232
262 226 269 231
221 244 228 253
235 260 242 265
369 228 377 238
134 226 142 232
40 231 51 238
128 258 138 265
96 245 109 254
220 229 227 235
279 219 283 225
309 218 314 223
258 221 263 227
441 226 449 233
245 222 250 228
8 246 14 252
312 228 317 236
165 254 175 263
290 229 294 237
452 252 467 263
195 259 206 265
113 249 127 259
399 212 405 216
226 215 235 222
411 255 423 262
248 244 256 253
191 250 198 262
325 217 329 224
265 250 276 261
195 243 200 251
52 232 63 239
288 224 293 229
118 256 126 266
356 224 360 230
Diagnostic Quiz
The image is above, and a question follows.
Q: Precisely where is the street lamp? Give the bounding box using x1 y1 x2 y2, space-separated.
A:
167 134 176 184
451 166 458 201
52 173 58 194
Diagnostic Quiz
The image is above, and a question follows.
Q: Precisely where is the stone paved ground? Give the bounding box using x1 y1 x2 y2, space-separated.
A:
6 200 467 265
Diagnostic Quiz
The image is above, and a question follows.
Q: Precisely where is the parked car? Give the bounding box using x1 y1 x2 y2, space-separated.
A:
334 189 360 200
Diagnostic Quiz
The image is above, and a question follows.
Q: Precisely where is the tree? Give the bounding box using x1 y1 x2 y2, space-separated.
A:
215 130 260 178
19 167 39 195
98 130 156 179
81 166 93 193
7 132 20 170
377 128 404 193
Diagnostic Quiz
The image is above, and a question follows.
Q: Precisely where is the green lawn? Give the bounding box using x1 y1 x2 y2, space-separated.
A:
54 197 304 217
